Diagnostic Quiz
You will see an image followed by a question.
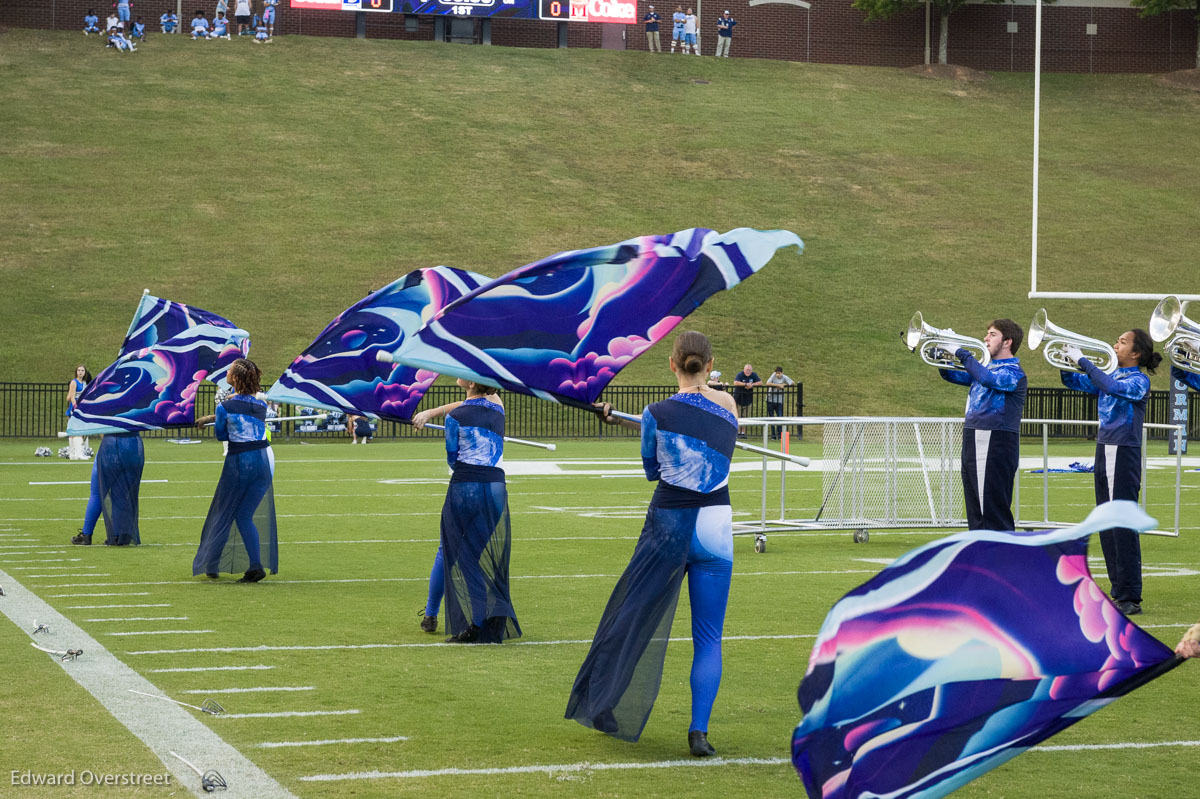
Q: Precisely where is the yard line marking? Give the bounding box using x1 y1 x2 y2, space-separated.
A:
299 756 790 782
256 736 408 749
106 629 215 636
69 603 172 609
84 616 190 622
0 558 82 563
1031 740 1200 752
150 665 276 673
0 568 297 799
49 591 151 598
9 565 99 570
220 710 361 720
24 573 111 578
125 633 815 656
180 686 315 694
28 479 169 485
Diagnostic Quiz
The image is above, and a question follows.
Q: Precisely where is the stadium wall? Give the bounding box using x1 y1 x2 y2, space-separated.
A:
2 0 1194 73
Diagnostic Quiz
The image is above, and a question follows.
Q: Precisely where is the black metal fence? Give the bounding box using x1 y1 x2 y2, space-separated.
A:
1021 387 1199 441
0 382 804 440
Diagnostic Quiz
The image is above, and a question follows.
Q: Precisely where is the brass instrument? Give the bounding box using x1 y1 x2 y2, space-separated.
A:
1150 296 1200 375
1028 309 1117 374
905 312 990 368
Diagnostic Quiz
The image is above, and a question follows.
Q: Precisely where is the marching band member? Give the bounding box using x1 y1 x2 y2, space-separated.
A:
1059 330 1160 616
567 331 736 758
193 359 277 582
412 380 521 644
938 319 1027 531
70 430 144 546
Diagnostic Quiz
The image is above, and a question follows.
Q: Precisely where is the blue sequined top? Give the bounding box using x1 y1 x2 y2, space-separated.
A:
641 392 738 507
1060 360 1150 448
940 354 1027 433
445 397 505 483
216 394 269 454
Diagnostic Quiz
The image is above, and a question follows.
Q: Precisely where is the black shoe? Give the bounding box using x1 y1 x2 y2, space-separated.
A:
592 709 619 734
689 730 716 757
238 568 267 583
71 532 92 545
1116 600 1143 616
445 624 480 644
206 572 219 579
418 610 438 633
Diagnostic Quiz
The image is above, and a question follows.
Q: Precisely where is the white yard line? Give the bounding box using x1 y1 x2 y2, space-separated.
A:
1030 740 1200 752
256 736 408 749
299 756 791 782
0 568 296 799
106 630 215 637
85 616 190 622
125 634 815 656
24 573 112 579
0 558 82 563
151 665 276 673
180 687 314 694
49 591 151 598
28 479 169 485
9 565 99 570
219 710 360 720
69 603 172 609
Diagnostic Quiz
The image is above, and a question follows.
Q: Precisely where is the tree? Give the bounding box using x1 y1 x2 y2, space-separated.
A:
853 0 1008 66
1130 0 1200 69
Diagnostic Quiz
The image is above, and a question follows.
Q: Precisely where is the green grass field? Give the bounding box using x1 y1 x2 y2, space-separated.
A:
1 436 1199 798
2 30 1200 415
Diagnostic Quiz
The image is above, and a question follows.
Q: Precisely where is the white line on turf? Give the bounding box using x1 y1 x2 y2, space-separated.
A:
105 630 215 636
256 736 409 749
85 617 190 622
8 565 99 570
150 665 275 673
124 634 815 656
299 756 791 781
220 710 360 719
0 568 297 798
1030 740 1200 752
28 479 169 485
180 687 315 694
49 591 151 597
69 603 172 609
0 558 82 563
24 573 111 579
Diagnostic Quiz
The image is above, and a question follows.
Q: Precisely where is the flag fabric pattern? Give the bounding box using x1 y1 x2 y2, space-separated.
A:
791 501 1181 799
266 267 491 421
386 228 803 405
119 291 242 358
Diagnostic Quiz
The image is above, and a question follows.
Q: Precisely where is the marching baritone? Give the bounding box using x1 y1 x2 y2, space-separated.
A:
1059 330 1161 616
938 319 1028 531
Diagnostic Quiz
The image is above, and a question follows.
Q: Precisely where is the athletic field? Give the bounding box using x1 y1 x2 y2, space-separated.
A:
1 436 1198 798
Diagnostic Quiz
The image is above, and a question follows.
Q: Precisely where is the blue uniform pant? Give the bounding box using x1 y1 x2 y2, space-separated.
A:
81 459 103 535
1094 443 1142 603
684 517 732 733
425 547 445 617
961 429 1019 531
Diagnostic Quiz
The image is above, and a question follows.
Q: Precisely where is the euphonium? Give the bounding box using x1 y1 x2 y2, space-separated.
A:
904 312 990 368
1028 309 1117 374
1150 296 1200 375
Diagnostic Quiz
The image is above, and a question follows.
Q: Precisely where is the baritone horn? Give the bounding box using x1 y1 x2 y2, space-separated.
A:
1028 309 1117 374
904 312 990 368
1150 296 1200 374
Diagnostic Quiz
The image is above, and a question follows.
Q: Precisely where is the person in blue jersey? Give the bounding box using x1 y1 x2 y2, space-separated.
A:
937 318 1027 531
670 4 685 52
66 364 93 460
567 331 738 758
116 0 133 28
1058 329 1160 616
160 9 178 32
412 380 521 644
190 10 209 38
84 10 102 34
193 359 277 583
131 16 147 40
208 10 231 38
108 26 137 51
70 429 144 546
262 0 278 37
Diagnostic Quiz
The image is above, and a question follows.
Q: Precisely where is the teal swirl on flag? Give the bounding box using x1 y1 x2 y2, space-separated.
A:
119 291 242 358
384 228 803 405
265 267 491 421
67 324 250 436
791 501 1181 799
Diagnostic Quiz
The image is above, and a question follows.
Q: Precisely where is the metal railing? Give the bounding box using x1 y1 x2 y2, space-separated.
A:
0 382 803 440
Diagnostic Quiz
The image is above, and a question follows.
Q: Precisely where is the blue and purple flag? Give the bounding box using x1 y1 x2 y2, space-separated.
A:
383 228 803 405
67 294 249 436
265 267 492 421
791 501 1181 799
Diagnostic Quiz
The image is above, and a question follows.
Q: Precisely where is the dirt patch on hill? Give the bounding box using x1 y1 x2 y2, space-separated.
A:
903 64 991 82
1159 69 1200 92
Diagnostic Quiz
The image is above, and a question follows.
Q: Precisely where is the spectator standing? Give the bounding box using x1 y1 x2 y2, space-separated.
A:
683 7 698 54
116 0 132 29
233 0 252 35
644 5 661 52
707 369 727 392
263 0 278 36
670 4 685 52
84 10 102 34
731 363 761 437
214 0 229 27
764 366 794 440
715 9 736 57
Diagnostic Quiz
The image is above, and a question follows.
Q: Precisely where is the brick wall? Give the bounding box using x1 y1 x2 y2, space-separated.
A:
2 0 1195 73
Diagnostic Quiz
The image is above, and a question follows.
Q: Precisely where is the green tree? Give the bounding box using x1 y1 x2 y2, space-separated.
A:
853 0 1008 65
1130 0 1200 68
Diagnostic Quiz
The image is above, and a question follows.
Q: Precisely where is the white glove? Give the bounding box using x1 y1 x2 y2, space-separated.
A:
1062 344 1084 366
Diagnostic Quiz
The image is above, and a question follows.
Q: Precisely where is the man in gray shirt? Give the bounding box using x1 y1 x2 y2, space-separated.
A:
764 365 794 440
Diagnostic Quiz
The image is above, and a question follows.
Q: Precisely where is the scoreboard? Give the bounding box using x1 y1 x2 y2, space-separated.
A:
538 0 636 22
290 0 394 11
290 0 636 19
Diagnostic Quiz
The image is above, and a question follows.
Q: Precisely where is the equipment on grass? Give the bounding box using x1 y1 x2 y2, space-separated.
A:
128 689 225 715
1150 296 1200 375
31 642 83 661
904 312 990 368
32 621 50 635
34 446 51 457
169 750 227 793
1028 308 1117 374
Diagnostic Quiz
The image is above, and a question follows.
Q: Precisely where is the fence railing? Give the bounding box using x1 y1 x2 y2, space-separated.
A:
0 383 804 440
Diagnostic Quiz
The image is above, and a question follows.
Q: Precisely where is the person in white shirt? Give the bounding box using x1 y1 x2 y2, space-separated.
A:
106 12 121 32
233 0 252 35
764 366 795 440
683 7 698 55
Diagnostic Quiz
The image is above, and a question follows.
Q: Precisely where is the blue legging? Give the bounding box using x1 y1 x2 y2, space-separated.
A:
425 546 445 618
686 556 732 733
81 459 102 535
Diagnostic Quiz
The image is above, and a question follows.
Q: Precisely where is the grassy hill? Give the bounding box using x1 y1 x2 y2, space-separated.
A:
2 29 1198 416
